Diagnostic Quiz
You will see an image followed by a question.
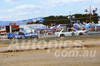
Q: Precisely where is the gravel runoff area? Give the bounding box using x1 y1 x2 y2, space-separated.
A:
0 34 100 66
0 47 100 66
0 34 100 52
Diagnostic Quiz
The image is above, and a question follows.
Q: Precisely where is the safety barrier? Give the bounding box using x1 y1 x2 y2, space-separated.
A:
0 36 8 39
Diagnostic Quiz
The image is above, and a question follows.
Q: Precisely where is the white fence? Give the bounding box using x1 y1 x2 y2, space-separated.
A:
0 36 8 39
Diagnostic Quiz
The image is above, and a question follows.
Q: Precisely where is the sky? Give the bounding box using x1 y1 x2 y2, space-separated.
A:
0 0 100 21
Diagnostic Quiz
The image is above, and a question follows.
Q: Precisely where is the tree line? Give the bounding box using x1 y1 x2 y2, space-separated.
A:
29 13 98 25
43 13 98 25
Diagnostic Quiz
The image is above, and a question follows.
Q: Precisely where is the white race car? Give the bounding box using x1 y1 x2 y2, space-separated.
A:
55 28 88 37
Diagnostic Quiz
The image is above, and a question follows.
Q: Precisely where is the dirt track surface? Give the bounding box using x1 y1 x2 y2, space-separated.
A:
0 38 100 53
0 34 100 66
0 47 100 66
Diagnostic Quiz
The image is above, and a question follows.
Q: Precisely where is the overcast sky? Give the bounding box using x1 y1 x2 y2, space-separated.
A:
0 0 100 21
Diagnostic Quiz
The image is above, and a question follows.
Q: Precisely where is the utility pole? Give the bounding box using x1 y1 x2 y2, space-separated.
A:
85 6 98 32
90 6 93 31
90 6 92 23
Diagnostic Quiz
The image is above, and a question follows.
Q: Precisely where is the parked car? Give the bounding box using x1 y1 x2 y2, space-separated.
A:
55 28 88 37
7 32 38 39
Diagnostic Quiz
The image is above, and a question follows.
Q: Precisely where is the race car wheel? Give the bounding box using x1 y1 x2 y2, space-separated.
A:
72 32 75 36
60 34 65 37
79 33 83 36
27 36 31 39
10 37 14 39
